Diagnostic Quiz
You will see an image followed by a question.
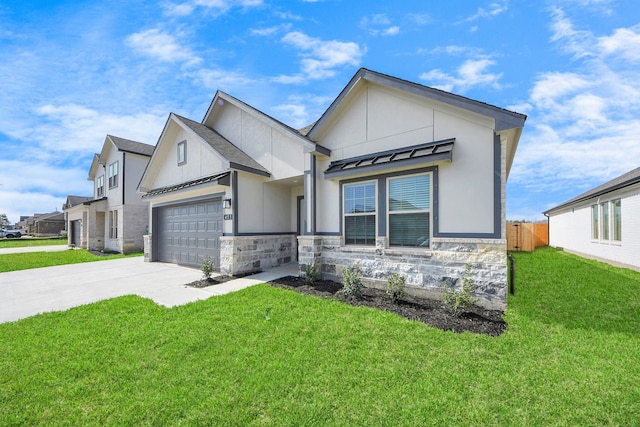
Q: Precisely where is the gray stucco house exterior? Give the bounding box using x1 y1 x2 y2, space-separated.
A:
138 69 526 310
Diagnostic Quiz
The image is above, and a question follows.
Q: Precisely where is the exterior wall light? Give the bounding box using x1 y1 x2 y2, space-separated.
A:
222 199 232 209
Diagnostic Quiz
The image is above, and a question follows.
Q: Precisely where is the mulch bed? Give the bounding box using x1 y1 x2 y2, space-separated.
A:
269 276 507 336
185 271 262 288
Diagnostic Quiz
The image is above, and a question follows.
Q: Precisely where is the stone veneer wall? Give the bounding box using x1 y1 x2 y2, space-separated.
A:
143 234 297 276
219 235 297 276
297 235 508 311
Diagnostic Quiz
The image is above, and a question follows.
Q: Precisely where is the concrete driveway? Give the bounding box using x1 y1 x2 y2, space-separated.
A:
0 256 298 324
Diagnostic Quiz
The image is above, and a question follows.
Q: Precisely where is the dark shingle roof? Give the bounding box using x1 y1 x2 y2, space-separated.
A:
65 195 93 208
544 166 640 214
108 135 155 156
307 68 527 139
173 114 270 177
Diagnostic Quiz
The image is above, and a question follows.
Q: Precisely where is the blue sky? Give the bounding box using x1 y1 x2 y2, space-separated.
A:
1 0 639 224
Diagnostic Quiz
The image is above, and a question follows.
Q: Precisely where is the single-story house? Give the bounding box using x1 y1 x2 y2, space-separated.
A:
64 135 154 253
544 166 640 271
138 68 526 310
31 211 65 237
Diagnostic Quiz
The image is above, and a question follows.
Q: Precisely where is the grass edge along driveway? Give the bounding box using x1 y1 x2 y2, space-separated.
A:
0 250 142 273
1 247 638 425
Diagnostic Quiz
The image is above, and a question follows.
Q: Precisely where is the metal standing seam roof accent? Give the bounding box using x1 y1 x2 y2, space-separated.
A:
142 171 231 198
544 166 640 214
325 138 455 178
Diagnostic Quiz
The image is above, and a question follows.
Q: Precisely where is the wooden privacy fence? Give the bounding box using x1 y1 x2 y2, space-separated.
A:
507 222 548 252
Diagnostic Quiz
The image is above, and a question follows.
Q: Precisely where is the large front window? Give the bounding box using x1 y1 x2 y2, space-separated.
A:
613 199 622 241
344 181 376 245
591 204 599 240
601 201 610 240
388 174 431 247
109 210 118 239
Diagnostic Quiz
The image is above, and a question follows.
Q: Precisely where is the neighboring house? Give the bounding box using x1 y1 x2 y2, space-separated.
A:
544 166 640 271
64 135 154 253
32 211 65 237
139 68 526 310
62 195 93 245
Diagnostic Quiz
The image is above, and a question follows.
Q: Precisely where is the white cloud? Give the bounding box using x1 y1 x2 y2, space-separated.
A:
162 0 263 16
251 23 292 37
509 10 640 195
360 14 401 37
279 31 364 81
463 1 508 22
197 68 256 90
126 29 202 66
419 58 503 93
29 103 164 154
598 26 640 62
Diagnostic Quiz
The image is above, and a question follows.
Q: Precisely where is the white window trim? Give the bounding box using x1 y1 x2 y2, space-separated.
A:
178 140 187 166
109 210 118 240
591 198 622 244
96 175 105 198
108 161 119 189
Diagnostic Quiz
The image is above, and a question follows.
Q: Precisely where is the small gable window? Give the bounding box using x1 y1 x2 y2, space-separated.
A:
108 161 119 188
178 140 187 166
96 176 104 198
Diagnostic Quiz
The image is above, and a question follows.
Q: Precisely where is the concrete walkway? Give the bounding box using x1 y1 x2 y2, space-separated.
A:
0 257 299 323
0 245 72 255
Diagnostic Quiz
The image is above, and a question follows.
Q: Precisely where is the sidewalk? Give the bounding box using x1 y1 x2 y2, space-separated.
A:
0 245 71 255
0 257 299 323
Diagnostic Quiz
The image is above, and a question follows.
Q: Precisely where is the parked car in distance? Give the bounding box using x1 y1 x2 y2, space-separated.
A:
0 228 28 238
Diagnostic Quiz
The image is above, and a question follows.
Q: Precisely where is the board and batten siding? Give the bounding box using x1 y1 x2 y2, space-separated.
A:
549 187 640 269
314 82 497 235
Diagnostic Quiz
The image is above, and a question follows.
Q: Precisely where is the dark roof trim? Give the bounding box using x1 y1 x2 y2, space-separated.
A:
204 91 331 156
82 197 108 205
308 68 526 139
173 114 271 177
142 171 231 198
107 135 155 157
325 138 454 178
544 166 640 214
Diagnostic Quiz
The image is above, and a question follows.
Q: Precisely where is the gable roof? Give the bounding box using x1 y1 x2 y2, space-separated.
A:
173 114 270 177
203 91 330 156
307 68 527 139
106 135 154 157
544 166 640 214
63 195 93 209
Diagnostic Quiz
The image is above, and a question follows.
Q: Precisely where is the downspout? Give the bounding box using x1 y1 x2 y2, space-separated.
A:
122 152 126 206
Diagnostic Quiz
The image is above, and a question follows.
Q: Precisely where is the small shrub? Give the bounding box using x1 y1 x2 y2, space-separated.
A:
442 264 477 316
304 259 320 284
201 256 215 280
386 273 407 302
341 264 363 299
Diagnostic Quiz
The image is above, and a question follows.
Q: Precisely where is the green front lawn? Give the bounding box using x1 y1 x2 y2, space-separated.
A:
0 250 142 273
1 247 638 425
0 237 67 248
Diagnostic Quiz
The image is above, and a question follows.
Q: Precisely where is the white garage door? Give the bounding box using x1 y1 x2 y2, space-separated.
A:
156 199 223 268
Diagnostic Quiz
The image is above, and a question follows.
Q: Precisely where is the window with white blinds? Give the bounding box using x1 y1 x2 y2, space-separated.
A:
343 181 376 245
388 173 431 247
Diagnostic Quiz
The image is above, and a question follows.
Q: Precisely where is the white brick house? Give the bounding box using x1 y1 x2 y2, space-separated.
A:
64 135 154 254
544 166 640 271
